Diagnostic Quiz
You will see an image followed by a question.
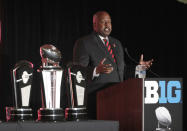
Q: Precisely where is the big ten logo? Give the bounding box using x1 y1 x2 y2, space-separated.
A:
144 80 182 104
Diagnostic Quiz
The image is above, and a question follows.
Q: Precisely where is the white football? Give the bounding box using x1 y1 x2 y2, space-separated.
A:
155 106 172 126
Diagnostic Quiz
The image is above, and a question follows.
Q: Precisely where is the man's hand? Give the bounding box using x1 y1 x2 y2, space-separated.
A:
96 58 113 74
139 54 153 69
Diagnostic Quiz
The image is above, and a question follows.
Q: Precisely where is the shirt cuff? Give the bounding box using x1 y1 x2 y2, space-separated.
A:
92 67 100 79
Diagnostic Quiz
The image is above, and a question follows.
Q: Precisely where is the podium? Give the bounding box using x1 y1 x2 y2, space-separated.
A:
97 78 143 131
97 78 183 131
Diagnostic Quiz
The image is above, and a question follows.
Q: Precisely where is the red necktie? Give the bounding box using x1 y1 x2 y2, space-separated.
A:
103 39 116 63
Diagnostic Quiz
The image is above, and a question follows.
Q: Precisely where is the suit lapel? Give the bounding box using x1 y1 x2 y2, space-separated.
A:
109 37 123 81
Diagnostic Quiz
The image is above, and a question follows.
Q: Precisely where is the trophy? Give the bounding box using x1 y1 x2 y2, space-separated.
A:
155 107 172 131
65 65 87 121
6 60 33 121
37 44 64 121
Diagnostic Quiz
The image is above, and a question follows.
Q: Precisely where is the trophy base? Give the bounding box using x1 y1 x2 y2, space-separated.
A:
38 108 65 122
6 107 33 122
156 128 171 131
65 107 87 121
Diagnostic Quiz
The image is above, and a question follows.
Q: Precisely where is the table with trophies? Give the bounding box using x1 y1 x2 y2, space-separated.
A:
0 44 119 131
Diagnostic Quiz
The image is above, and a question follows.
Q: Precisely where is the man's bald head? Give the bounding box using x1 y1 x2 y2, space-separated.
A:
93 11 112 37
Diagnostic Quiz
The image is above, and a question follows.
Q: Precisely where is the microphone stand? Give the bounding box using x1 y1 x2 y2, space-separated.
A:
124 48 160 77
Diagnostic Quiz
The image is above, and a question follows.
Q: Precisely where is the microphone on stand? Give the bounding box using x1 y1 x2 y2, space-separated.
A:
124 48 160 77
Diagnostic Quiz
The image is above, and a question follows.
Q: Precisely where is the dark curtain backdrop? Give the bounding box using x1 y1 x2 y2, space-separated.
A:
0 0 186 125
1 0 186 75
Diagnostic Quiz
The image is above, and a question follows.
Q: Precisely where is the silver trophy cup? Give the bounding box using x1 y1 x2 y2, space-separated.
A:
37 44 64 121
6 60 33 121
65 65 87 121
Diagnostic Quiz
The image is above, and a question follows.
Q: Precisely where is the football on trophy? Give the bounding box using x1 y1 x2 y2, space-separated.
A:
155 107 172 127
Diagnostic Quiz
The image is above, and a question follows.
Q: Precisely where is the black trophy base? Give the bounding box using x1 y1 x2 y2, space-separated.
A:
37 108 65 122
65 107 87 121
6 107 33 122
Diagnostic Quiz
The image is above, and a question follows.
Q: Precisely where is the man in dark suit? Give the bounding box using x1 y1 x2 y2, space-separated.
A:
73 11 153 119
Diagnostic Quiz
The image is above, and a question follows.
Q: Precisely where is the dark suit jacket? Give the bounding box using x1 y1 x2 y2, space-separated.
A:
73 32 127 93
73 32 137 119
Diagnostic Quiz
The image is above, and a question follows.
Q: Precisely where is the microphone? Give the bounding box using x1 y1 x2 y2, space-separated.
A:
124 48 160 77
